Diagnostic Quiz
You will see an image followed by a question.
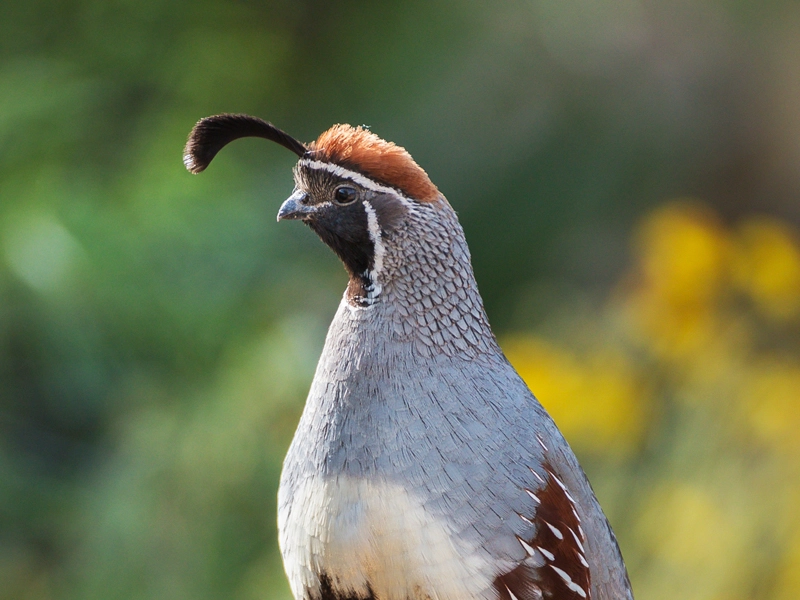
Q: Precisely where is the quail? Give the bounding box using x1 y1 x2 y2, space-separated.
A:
184 114 635 600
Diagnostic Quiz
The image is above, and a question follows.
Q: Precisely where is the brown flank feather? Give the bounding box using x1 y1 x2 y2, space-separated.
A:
494 463 591 600
309 125 440 202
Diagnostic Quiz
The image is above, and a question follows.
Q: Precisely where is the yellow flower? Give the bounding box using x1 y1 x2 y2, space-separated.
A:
634 483 746 600
621 201 731 363
502 336 646 456
635 201 730 308
739 359 800 452
731 217 800 321
773 527 800 600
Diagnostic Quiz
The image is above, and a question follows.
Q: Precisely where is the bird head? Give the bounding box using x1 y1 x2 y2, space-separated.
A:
184 114 447 307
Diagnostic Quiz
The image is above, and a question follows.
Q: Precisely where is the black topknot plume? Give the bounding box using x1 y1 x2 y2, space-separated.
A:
183 113 308 174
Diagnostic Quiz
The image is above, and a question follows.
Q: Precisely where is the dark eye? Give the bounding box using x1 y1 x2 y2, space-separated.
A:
333 186 358 205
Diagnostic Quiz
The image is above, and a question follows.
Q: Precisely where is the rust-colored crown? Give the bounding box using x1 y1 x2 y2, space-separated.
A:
308 124 439 202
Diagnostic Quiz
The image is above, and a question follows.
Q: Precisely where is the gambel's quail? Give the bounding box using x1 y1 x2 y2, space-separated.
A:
184 114 635 600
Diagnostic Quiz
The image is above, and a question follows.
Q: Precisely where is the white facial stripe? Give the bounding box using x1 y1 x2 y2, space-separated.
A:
298 159 418 211
361 200 384 302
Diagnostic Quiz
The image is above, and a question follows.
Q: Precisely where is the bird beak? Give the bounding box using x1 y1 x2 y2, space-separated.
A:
277 189 313 222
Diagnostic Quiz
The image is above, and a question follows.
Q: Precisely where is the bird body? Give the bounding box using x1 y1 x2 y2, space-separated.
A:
184 116 634 600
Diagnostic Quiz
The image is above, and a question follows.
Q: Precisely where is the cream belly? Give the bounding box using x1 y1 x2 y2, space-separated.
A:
279 474 493 600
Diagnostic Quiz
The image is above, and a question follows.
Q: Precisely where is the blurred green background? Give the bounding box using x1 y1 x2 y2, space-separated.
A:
2 1 800 599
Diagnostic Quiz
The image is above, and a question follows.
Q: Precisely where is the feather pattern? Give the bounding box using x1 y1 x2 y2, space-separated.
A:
183 113 307 173
495 464 591 600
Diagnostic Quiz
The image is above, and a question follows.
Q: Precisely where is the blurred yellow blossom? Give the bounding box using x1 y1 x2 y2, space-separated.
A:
731 217 800 321
738 359 800 452
636 201 730 308
774 532 800 600
622 201 731 362
634 483 746 600
502 336 646 456
506 201 800 599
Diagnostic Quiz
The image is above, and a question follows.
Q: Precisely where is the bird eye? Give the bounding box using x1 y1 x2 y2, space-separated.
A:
333 186 358 205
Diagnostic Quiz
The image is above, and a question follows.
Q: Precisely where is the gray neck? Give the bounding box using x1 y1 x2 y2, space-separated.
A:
348 197 500 361
296 198 507 477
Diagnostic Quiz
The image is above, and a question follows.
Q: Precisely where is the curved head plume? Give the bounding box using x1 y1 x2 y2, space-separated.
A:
183 113 308 174
184 115 439 204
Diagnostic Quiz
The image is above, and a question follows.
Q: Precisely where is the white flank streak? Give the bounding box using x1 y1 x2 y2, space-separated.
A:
567 527 585 554
550 472 567 492
550 472 578 507
518 512 534 525
530 468 546 484
545 521 564 540
505 585 520 600
525 489 541 503
516 536 537 556
537 546 555 561
298 159 419 210
550 566 587 598
578 552 589 568
536 435 548 452
361 200 384 302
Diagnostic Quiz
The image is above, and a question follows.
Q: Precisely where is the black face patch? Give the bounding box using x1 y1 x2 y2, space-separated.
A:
307 201 372 281
292 164 412 304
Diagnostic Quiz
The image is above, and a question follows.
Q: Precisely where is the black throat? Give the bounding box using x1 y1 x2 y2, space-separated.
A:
306 210 376 306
